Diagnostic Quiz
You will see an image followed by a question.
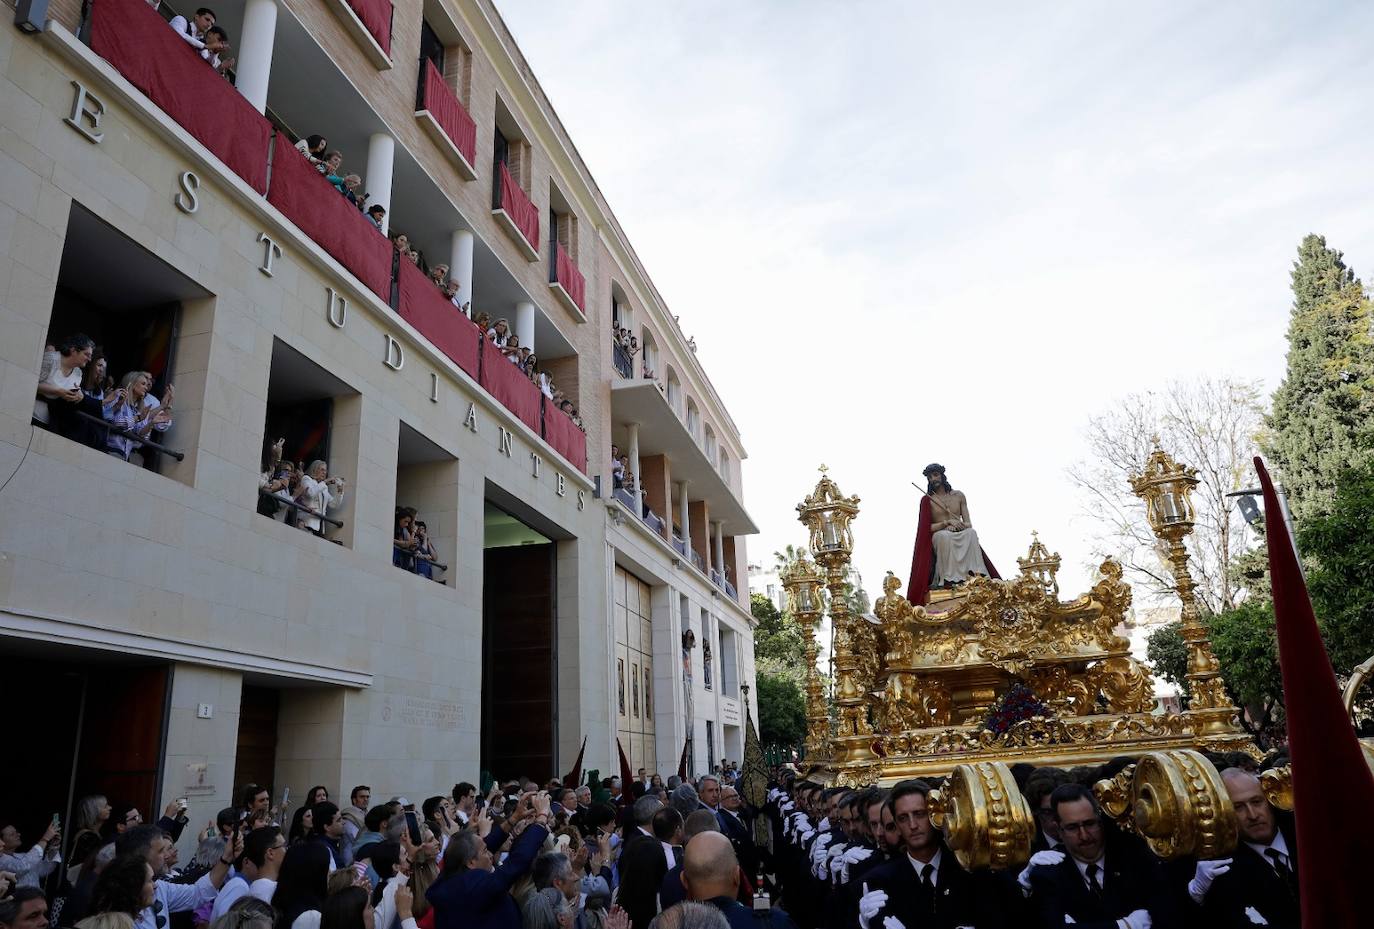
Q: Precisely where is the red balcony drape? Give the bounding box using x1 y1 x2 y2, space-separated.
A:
396 258 480 379
478 339 543 434
542 403 587 473
554 243 586 312
497 162 540 252
346 0 394 57
90 0 272 194
420 60 477 167
267 146 393 301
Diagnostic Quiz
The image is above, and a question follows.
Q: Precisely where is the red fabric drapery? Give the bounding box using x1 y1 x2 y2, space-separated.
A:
906 495 1000 605
267 145 393 300
420 59 477 167
541 403 587 473
1257 457 1374 928
396 259 481 379
497 162 540 252
346 0 394 56
90 0 272 194
478 339 543 434
554 243 586 313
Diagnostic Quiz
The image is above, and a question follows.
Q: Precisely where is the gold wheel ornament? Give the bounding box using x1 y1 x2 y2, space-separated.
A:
1096 750 1237 860
928 761 1033 871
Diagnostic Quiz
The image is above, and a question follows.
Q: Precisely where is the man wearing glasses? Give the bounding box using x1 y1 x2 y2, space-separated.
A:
1022 783 1175 929
208 827 285 921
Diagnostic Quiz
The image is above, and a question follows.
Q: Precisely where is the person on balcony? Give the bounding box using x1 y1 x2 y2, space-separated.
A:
295 135 328 167
366 205 386 231
200 26 235 75
486 319 511 348
168 8 216 52
295 460 346 535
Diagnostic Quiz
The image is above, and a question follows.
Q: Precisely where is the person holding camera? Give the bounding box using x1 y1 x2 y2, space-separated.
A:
0 819 61 890
294 461 346 535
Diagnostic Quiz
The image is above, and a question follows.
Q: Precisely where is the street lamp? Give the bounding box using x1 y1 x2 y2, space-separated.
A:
1131 444 1244 746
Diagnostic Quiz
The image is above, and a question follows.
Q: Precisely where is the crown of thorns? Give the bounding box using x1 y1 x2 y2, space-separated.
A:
922 463 946 476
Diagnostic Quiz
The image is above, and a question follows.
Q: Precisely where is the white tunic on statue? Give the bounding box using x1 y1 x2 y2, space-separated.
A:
931 527 989 584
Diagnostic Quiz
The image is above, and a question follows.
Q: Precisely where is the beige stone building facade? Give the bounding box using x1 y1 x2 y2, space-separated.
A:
0 0 756 851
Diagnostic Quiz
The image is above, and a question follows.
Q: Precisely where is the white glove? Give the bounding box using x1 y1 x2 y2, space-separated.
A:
818 817 831 831
830 853 847 883
1188 858 1232 903
1118 911 1151 929
844 847 875 864
1017 849 1066 891
858 883 888 929
798 828 815 844
882 918 906 929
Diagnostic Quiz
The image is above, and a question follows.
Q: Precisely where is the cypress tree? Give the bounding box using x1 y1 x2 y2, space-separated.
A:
1263 234 1374 524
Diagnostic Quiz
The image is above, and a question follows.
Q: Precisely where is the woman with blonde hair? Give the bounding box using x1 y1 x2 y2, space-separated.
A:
75 912 135 929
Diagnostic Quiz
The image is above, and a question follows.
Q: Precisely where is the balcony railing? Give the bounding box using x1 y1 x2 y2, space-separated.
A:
86 0 586 473
415 58 477 179
612 342 633 379
492 161 540 260
549 241 586 315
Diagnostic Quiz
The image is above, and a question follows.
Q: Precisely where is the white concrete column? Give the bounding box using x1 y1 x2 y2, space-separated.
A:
677 481 690 552
449 230 474 315
514 301 536 351
235 0 278 114
627 422 642 512
713 522 725 576
364 133 395 235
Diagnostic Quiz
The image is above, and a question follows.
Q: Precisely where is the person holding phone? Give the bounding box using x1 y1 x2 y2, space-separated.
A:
0 818 61 889
426 791 552 929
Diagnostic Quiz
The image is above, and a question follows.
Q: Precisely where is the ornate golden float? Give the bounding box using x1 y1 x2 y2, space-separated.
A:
783 449 1254 791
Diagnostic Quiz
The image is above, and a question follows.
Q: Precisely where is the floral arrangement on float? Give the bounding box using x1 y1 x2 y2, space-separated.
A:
982 683 1053 735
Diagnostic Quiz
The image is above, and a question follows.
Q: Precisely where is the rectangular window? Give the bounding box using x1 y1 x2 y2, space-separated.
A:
632 662 640 717
644 664 653 718
617 658 626 716
36 203 210 481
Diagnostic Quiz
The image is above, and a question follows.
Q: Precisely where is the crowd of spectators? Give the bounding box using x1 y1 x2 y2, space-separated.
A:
257 439 347 536
475 315 585 433
393 507 445 582
33 334 175 465
610 446 636 496
291 134 378 219
0 765 782 929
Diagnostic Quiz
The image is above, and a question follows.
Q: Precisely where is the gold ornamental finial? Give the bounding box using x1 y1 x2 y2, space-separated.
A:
1017 531 1061 597
818 463 829 474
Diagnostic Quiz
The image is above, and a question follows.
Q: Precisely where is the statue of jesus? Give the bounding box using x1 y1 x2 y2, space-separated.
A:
906 463 1000 604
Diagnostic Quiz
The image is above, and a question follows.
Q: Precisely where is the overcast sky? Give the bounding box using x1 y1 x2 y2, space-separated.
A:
498 0 1374 601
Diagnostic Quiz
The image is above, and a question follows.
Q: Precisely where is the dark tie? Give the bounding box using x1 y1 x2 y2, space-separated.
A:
673 846 684 868
1086 863 1104 899
920 863 936 911
1265 849 1288 876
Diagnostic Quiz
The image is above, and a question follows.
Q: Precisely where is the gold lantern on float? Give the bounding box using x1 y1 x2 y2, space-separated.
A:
1130 444 1246 749
780 556 829 762
797 466 877 770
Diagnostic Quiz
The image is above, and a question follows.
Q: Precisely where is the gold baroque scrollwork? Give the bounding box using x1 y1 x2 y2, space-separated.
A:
1130 750 1237 860
929 762 1034 871
1086 656 1157 714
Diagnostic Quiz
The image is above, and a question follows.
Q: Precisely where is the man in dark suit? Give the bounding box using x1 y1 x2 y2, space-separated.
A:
425 791 550 929
1026 783 1173 929
662 810 729 910
717 786 758 880
616 795 667 929
1189 768 1298 928
684 832 798 929
859 779 1008 929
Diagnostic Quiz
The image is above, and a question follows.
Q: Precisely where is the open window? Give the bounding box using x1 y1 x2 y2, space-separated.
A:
258 339 358 544
392 421 458 585
35 204 209 480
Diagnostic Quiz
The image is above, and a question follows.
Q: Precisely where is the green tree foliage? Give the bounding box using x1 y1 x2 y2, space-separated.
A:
1264 235 1374 524
750 593 805 666
1300 462 1374 677
756 671 806 749
1208 601 1283 727
1146 622 1188 695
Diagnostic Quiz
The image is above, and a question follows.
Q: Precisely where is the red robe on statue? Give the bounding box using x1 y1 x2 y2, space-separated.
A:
906 496 1000 605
